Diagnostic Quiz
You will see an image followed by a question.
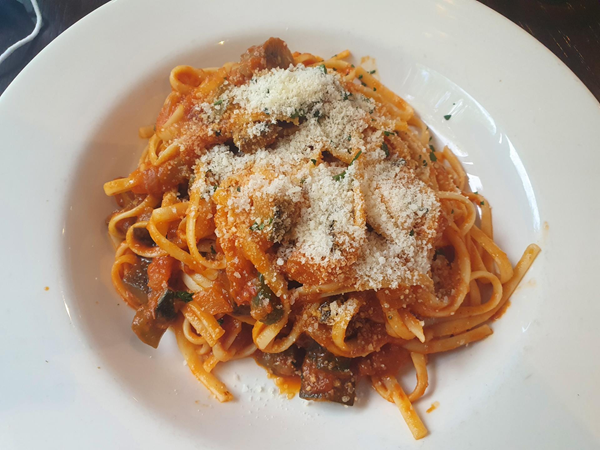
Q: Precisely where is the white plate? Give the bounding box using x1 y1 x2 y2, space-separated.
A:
1 0 599 448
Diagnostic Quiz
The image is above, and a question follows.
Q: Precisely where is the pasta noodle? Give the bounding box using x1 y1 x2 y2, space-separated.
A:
103 38 539 440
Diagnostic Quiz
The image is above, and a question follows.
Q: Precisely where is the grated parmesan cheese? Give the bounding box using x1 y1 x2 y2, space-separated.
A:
186 64 441 290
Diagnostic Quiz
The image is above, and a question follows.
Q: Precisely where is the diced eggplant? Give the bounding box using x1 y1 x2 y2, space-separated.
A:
299 344 356 406
132 289 194 348
131 307 167 349
122 257 151 302
255 346 303 378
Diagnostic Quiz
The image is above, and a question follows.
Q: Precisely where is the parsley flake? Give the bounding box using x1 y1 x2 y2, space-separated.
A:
480 201 485 206
311 159 317 165
214 99 223 106
381 142 389 157
250 218 273 232
409 230 415 237
333 171 346 182
444 114 452 120
319 64 327 74
429 152 437 162
369 69 376 74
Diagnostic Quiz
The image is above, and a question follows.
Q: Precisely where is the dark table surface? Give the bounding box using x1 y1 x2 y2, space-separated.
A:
1 0 599 100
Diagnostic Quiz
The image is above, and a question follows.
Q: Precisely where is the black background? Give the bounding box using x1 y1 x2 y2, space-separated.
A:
1 0 599 99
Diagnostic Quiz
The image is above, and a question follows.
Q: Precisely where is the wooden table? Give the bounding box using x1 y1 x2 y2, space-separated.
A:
1 0 599 100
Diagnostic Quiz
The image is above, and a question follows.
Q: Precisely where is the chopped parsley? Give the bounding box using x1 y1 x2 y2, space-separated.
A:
333 171 346 182
429 144 436 152
384 131 395 137
373 87 377 91
311 159 317 165
361 82 367 87
369 69 376 74
264 108 270 115
250 218 273 232
217 317 224 326
210 245 216 255
313 110 321 118
451 209 454 214
474 191 479 195
347 135 352 141
358 74 363 79
236 186 241 192
215 130 221 137
444 114 452 120
409 230 415 237
213 99 223 106
480 201 485 206
422 159 428 167
429 152 437 162
319 64 327 74
381 142 389 157
333 151 361 181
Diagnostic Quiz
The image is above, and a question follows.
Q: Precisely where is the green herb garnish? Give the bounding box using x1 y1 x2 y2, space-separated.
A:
444 114 452 120
381 142 389 157
333 172 346 181
319 64 327 74
250 217 273 231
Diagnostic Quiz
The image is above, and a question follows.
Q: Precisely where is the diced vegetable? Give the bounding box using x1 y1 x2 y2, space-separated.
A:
122 257 151 302
299 344 356 406
255 346 303 377
131 307 167 349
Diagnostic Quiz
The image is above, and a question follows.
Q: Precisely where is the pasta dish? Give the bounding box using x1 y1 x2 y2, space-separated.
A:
103 38 539 439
